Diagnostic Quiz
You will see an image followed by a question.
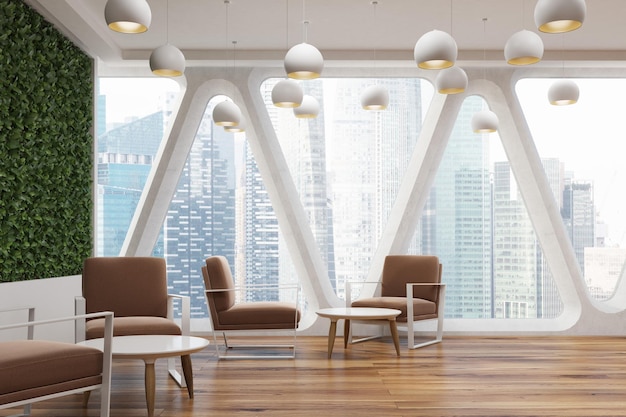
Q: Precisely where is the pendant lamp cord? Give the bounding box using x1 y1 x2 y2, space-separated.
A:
225 0 230 45
372 1 378 61
302 0 308 43
482 17 487 80
561 33 565 77
450 0 453 36
166 0 169 44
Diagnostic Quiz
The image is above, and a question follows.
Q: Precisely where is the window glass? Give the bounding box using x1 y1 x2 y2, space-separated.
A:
262 78 433 299
413 96 563 318
163 96 300 318
96 78 179 256
517 79 626 301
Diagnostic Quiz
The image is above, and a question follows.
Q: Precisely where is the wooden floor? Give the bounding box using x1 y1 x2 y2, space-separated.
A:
4 335 626 417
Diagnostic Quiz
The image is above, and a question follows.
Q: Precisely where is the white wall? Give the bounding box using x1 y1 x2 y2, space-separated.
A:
0 275 81 342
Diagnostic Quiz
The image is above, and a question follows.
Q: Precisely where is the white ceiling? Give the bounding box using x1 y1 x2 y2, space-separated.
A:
24 0 626 69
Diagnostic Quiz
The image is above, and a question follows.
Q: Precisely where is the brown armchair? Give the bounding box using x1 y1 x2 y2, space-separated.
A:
0 307 113 417
348 255 445 349
75 257 190 385
202 256 301 359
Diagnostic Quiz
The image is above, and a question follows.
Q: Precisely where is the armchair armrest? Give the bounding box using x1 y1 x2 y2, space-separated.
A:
0 306 36 340
345 280 382 307
204 284 301 311
205 283 300 292
406 282 446 320
0 311 113 344
167 294 190 336
75 296 87 342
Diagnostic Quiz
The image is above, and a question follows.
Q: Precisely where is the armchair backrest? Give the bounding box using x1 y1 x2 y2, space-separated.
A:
381 255 442 303
202 256 236 320
82 257 169 318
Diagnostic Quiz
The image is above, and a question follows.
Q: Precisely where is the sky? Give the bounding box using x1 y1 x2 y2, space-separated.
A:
516 78 626 246
98 78 179 124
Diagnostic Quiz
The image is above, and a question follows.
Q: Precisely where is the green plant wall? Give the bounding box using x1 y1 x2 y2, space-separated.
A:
0 0 93 282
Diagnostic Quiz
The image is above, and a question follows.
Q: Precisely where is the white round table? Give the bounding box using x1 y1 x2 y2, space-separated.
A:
316 307 402 358
79 335 209 417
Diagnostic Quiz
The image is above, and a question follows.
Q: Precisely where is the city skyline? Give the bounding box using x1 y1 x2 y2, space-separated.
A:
97 77 621 321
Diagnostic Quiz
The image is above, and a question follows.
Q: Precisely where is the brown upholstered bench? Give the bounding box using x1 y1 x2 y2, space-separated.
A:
0 310 113 417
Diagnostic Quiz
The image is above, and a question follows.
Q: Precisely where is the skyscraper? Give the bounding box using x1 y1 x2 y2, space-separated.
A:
97 112 163 256
422 96 493 319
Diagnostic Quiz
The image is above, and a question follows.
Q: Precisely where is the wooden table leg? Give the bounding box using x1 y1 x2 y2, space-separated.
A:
389 320 401 356
144 359 156 417
343 319 351 348
181 354 194 398
327 319 337 358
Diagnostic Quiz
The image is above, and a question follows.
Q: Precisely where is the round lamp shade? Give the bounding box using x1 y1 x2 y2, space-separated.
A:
271 79 304 108
284 43 324 80
504 30 544 65
414 30 458 70
471 110 499 133
548 80 579 105
212 101 242 126
294 95 320 118
149 44 186 77
225 118 245 133
105 0 152 34
534 0 586 33
360 85 389 110
435 66 468 94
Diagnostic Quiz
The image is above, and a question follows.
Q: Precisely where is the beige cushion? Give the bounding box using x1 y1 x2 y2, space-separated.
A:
204 256 236 312
86 316 181 339
352 296 437 322
83 257 169 318
381 255 441 302
217 302 301 330
0 340 102 405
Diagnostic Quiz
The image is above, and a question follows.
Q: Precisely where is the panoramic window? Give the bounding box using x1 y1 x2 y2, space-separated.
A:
517 79 626 301
96 78 179 256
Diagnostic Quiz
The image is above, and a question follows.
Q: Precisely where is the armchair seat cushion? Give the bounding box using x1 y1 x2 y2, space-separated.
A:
0 340 103 405
216 302 300 330
86 316 181 339
352 296 437 322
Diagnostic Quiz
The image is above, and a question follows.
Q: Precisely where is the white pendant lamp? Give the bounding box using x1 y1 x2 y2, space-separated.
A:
212 100 242 127
472 110 499 133
272 79 304 108
149 44 185 77
504 30 544 65
294 95 320 118
414 30 458 70
284 42 324 80
435 66 468 94
225 118 245 133
534 0 586 33
360 85 389 110
548 80 579 105
104 0 151 34
360 1 389 110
